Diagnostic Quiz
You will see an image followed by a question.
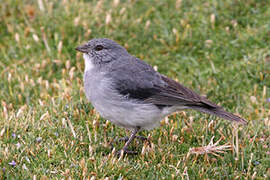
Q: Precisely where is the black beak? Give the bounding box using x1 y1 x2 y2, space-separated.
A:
75 44 88 53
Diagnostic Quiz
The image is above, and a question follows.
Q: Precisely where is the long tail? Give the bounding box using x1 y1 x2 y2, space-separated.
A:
190 106 247 124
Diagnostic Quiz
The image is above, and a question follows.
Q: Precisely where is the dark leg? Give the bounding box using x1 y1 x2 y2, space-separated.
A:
121 127 140 151
115 135 148 143
109 127 151 155
116 136 129 142
113 127 141 155
110 134 150 154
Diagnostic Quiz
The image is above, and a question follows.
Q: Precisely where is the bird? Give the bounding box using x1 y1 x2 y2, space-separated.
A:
75 38 247 155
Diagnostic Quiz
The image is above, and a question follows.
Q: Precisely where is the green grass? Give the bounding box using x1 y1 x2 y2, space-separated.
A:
0 0 270 179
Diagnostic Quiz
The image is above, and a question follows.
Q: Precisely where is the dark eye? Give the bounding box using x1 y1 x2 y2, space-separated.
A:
94 45 104 51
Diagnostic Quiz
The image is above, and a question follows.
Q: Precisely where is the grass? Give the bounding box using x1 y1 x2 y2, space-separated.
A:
0 0 270 179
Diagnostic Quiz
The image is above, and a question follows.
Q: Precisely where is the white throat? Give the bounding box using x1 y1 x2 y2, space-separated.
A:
83 53 95 72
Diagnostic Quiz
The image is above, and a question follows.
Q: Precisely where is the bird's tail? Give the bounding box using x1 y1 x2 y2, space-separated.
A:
190 106 247 124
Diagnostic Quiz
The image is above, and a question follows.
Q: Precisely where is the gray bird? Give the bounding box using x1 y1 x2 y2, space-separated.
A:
76 38 247 155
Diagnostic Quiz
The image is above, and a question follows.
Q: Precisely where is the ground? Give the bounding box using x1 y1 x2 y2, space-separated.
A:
0 0 270 179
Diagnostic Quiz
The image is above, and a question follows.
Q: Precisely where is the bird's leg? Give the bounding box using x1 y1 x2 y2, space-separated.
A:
113 127 141 155
110 134 150 154
109 127 150 155
115 135 148 143
116 136 129 142
121 127 140 150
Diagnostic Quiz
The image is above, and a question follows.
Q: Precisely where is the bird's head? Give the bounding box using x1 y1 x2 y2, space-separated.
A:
76 38 128 67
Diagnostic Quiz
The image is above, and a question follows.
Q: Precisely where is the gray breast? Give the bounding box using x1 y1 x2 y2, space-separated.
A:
83 70 165 130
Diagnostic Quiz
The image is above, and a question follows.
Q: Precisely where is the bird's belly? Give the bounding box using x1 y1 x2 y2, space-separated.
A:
84 74 168 130
92 97 164 130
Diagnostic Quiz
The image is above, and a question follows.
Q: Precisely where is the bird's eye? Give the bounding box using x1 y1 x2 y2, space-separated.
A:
94 45 104 51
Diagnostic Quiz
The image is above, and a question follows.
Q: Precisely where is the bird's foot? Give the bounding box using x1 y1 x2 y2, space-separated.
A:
117 135 148 143
110 135 149 147
110 135 150 155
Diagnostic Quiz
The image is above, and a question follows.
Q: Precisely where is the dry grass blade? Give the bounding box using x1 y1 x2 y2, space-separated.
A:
188 136 232 156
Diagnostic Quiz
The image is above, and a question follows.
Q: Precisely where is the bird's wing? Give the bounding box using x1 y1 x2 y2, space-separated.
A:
147 74 219 108
109 58 163 102
109 57 216 108
109 57 247 124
